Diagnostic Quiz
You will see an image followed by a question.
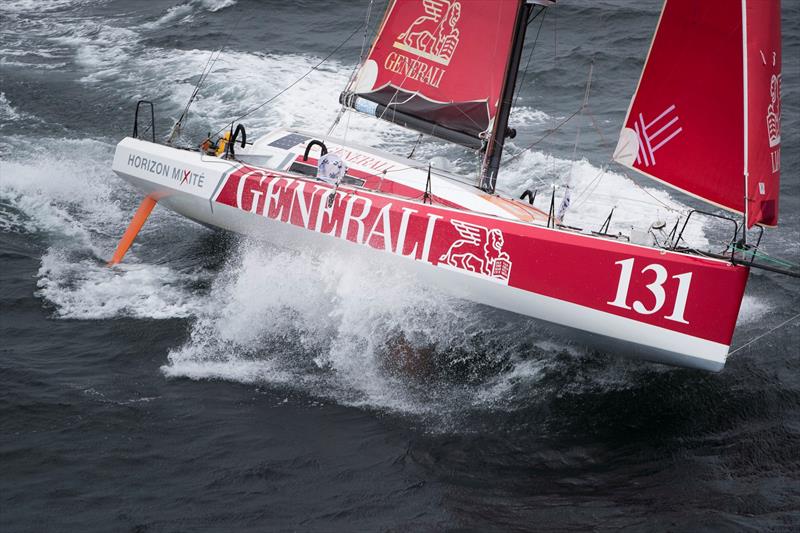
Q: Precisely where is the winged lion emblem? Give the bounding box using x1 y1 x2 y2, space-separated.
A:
439 220 512 283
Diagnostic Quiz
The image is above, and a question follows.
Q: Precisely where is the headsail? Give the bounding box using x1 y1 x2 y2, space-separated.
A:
613 0 781 228
340 0 522 150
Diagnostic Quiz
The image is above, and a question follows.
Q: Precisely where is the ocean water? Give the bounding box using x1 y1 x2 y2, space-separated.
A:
1 1 799 531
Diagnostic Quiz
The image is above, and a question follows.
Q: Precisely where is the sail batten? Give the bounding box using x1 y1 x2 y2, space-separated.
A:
342 0 523 148
613 0 782 228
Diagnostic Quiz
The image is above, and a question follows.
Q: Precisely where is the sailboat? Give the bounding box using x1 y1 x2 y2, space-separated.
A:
110 0 789 371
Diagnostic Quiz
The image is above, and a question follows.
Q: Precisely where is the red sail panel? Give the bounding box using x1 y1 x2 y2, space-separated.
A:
349 0 520 140
745 0 781 228
614 1 745 216
614 0 783 228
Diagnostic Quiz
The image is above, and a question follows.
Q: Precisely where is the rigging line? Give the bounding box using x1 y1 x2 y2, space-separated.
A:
511 8 546 112
343 102 353 142
585 106 611 150
358 0 374 63
482 7 547 159
562 62 594 208
171 10 248 141
570 160 610 209
577 190 682 210
183 50 217 117
168 49 220 142
451 101 484 132
376 69 413 121
628 177 686 214
505 106 582 163
407 133 423 158
730 246 800 268
728 312 800 357
331 0 375 134
213 23 364 138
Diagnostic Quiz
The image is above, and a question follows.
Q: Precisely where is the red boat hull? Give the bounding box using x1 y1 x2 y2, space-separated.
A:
113 137 750 371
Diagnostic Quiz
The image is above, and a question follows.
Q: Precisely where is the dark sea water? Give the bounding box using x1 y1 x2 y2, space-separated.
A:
2 1 800 531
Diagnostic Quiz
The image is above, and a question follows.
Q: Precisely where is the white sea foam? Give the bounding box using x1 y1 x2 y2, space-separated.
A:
36 249 205 320
0 137 122 251
162 243 448 411
161 240 621 417
0 93 25 122
736 293 770 325
509 106 552 126
0 0 103 14
0 135 211 320
1 9 728 415
145 0 238 29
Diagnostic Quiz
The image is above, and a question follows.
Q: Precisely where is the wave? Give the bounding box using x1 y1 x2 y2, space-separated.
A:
162 240 568 420
0 92 27 122
1 2 774 421
0 0 106 14
0 135 214 320
144 0 238 29
36 248 206 320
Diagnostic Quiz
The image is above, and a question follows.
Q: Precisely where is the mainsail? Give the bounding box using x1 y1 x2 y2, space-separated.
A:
613 0 782 228
340 0 523 150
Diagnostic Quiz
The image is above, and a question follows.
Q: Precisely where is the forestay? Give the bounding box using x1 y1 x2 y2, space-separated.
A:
613 0 782 228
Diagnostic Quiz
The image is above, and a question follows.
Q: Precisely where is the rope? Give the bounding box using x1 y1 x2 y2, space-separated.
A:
329 0 375 135
511 9 547 111
172 49 221 133
730 246 800 268
212 23 364 138
504 106 582 163
728 312 800 356
169 10 249 143
570 161 609 209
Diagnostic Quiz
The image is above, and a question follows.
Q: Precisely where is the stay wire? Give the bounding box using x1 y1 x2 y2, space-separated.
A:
728 312 800 357
505 106 582 163
511 8 546 112
171 11 248 142
168 49 221 141
213 23 364 138
486 6 547 159
329 0 375 135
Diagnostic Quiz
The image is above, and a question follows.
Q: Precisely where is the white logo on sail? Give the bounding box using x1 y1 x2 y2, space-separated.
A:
634 104 683 167
766 73 781 148
439 220 512 284
394 0 461 66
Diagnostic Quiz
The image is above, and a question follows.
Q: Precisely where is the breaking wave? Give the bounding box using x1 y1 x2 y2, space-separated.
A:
145 0 238 30
0 135 213 320
0 0 774 421
162 240 576 420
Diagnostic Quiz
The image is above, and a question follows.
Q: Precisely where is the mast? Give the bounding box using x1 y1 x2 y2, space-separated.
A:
741 0 749 241
479 1 537 193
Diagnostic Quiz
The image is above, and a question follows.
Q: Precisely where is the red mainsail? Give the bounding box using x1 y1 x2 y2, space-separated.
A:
613 0 782 228
343 0 521 148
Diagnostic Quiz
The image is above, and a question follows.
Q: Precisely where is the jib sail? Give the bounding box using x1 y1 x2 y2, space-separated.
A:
613 0 782 228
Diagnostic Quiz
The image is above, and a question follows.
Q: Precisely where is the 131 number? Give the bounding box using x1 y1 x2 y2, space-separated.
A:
607 258 693 324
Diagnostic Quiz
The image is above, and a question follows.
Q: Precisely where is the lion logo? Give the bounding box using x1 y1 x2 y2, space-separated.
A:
394 0 462 66
439 220 512 283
